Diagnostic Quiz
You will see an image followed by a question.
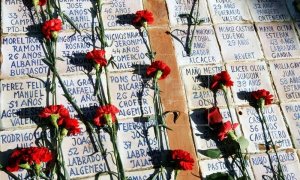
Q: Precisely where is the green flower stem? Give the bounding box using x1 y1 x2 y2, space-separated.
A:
259 108 284 180
222 88 234 125
187 0 200 56
56 129 69 179
110 126 126 180
144 28 155 62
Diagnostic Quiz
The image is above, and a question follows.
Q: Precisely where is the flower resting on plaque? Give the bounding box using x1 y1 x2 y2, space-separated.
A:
133 10 154 28
218 121 239 141
169 149 195 170
39 105 70 128
86 49 108 69
251 89 273 109
58 117 81 137
33 0 47 6
146 60 171 80
6 147 52 174
210 71 234 91
206 107 223 127
94 104 120 127
42 18 62 40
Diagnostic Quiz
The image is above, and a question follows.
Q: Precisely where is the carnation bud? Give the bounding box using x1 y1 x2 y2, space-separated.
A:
50 114 59 129
19 163 31 170
51 31 59 40
94 64 100 71
32 0 39 6
104 114 113 127
61 128 68 138
258 98 265 109
34 163 42 176
227 130 237 141
142 21 148 28
155 70 163 80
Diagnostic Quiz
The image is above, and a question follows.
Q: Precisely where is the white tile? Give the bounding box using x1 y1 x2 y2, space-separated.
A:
171 26 222 66
215 24 264 62
166 0 211 26
281 102 300 148
207 0 252 23
247 0 291 22
237 105 292 153
250 151 300 179
256 22 300 60
108 72 154 119
269 59 300 101
226 61 276 105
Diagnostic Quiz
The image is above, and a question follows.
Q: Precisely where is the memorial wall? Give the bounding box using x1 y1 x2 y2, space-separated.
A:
1 0 300 179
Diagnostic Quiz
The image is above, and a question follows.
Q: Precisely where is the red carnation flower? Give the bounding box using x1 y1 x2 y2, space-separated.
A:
170 149 195 170
146 60 171 80
86 49 107 67
218 121 239 141
58 117 81 136
133 10 154 27
39 105 70 119
33 0 47 6
251 89 273 108
207 107 223 126
210 71 234 91
6 147 52 172
42 18 62 40
94 104 120 127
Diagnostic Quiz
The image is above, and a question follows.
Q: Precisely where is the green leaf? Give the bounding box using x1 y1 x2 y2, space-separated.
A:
206 172 234 180
201 149 221 158
237 136 249 152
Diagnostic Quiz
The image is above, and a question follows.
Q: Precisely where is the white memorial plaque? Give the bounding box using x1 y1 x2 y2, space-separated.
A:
250 151 300 179
108 72 154 119
200 158 254 179
171 26 222 66
237 105 292 153
207 0 252 23
166 0 211 26
215 24 263 62
256 22 300 60
2 1 38 33
0 128 47 180
227 62 276 105
126 169 173 180
0 78 49 130
181 65 232 109
105 29 151 71
56 74 102 119
281 102 300 149
269 60 300 101
1 34 47 78
247 0 291 22
118 118 159 170
102 0 143 29
190 107 241 159
62 126 116 178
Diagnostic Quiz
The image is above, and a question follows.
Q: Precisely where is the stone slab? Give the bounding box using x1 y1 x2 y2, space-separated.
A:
118 118 160 170
281 102 300 149
207 0 252 23
0 78 49 130
247 0 291 22
199 158 254 179
256 22 300 60
108 71 154 119
215 24 264 62
226 61 276 105
269 59 300 101
250 151 300 180
166 0 211 26
181 65 233 109
190 107 241 159
237 105 292 153
171 25 222 66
